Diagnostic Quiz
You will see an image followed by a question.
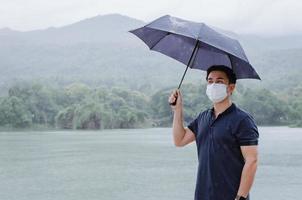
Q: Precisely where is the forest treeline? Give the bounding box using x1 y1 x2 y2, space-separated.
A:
0 82 301 129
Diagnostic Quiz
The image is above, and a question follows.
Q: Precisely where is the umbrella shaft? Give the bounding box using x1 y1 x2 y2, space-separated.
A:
177 40 199 89
177 65 189 89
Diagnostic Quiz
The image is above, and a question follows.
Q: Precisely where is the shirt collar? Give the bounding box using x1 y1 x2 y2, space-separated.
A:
210 103 236 117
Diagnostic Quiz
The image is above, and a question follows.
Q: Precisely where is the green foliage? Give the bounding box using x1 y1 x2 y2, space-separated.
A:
55 105 77 129
285 86 302 127
149 82 302 127
0 96 32 127
235 88 289 125
150 83 212 127
0 83 59 128
0 81 302 129
53 84 151 129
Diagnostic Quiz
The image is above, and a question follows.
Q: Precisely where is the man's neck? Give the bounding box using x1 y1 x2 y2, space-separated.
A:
213 98 232 118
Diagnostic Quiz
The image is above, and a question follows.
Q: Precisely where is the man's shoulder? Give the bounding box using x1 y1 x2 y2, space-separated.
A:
233 104 255 121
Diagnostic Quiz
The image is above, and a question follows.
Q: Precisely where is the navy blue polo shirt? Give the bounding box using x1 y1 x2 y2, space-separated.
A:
187 103 259 200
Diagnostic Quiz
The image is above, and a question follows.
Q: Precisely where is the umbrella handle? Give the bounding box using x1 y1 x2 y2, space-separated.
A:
169 89 179 106
169 95 178 106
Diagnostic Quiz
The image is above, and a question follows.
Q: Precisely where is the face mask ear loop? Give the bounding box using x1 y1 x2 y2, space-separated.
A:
228 84 235 96
227 85 232 96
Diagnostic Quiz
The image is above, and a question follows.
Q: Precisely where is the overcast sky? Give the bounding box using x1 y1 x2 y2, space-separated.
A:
0 0 301 36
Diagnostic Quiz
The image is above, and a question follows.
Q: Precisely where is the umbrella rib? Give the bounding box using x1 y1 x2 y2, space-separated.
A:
149 32 170 50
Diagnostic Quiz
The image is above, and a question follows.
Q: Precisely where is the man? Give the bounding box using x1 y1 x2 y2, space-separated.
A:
168 65 259 200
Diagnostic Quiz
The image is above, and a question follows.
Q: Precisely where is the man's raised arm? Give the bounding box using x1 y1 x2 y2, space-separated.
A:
168 89 195 147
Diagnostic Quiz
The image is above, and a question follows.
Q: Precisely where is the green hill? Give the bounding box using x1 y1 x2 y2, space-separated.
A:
0 14 301 96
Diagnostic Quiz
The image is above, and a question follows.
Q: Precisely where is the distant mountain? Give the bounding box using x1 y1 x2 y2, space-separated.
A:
249 48 302 90
0 14 144 44
0 14 203 95
239 34 302 54
0 13 301 96
0 28 19 34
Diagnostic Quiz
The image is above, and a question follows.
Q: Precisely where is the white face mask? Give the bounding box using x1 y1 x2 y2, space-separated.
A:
206 83 228 103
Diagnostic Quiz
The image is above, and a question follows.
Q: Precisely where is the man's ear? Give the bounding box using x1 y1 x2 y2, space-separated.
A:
228 84 236 95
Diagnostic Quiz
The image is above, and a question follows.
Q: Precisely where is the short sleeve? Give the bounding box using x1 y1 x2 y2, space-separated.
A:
236 115 259 146
187 114 200 137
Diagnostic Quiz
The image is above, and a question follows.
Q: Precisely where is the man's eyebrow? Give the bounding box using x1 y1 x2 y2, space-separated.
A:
207 77 225 80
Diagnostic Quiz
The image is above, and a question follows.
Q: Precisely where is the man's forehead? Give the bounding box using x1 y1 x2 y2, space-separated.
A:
207 70 228 79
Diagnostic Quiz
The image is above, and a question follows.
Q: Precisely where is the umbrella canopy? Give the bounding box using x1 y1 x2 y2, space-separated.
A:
129 15 261 84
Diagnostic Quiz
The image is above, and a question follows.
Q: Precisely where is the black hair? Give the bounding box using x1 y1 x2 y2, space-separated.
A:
206 65 237 84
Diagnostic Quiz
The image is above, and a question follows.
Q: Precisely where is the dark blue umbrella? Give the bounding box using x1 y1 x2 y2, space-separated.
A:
129 15 260 104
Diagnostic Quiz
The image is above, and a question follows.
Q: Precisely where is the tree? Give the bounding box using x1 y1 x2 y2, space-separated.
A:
0 96 32 128
236 88 288 125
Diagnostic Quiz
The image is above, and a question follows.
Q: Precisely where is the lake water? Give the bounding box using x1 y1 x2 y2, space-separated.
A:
0 127 301 200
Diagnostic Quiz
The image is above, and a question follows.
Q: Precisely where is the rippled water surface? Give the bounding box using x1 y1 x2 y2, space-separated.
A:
0 127 301 200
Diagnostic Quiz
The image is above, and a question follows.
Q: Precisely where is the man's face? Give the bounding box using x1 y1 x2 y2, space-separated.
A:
207 70 236 95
